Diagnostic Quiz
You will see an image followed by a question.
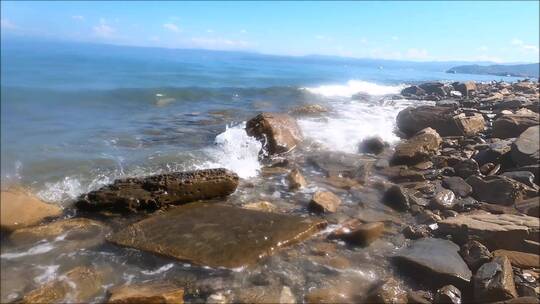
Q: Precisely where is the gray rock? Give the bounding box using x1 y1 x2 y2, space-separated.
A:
383 184 410 211
454 159 480 179
466 175 524 206
501 171 537 188
442 176 473 197
474 256 518 302
492 112 539 139
511 126 539 167
459 240 493 272
359 136 387 155
434 285 461 304
431 189 456 210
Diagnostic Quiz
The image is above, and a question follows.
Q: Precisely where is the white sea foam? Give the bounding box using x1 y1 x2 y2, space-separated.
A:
303 80 404 97
34 265 60 284
140 263 175 275
199 123 262 179
1 242 55 259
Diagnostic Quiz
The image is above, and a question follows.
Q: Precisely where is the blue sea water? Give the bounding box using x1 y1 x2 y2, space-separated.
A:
0 38 522 202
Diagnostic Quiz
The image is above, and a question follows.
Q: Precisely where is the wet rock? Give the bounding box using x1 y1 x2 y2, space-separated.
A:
454 81 476 98
492 297 540 304
108 203 326 268
304 287 349 303
383 184 410 211
492 111 539 139
402 85 426 97
328 220 384 246
309 191 341 213
394 238 472 286
242 201 278 213
407 290 433 304
365 278 408 304
107 282 184 304
505 165 540 186
453 159 480 179
459 240 493 271
287 168 307 190
501 171 538 188
76 168 239 213
22 266 103 303
359 136 387 155
323 176 361 190
380 166 426 183
246 112 303 155
474 139 513 167
438 212 540 252
9 218 110 249
430 189 456 210
466 175 524 205
434 285 461 304
392 128 442 165
403 225 432 240
453 113 486 136
289 104 327 116
442 176 472 197
515 197 540 217
493 250 540 269
234 286 295 304
511 125 539 167
419 82 448 97
1 189 62 232
474 256 518 302
308 151 374 180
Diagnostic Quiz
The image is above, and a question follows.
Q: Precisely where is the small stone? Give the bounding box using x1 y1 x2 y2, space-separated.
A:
287 168 307 190
392 127 442 165
434 285 461 304
459 240 493 271
453 159 480 179
383 184 410 211
431 189 456 210
329 221 385 246
403 225 432 240
474 256 518 302
407 290 433 304
309 191 342 213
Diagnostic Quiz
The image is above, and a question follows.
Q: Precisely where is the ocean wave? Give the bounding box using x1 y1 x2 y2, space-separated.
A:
303 80 404 97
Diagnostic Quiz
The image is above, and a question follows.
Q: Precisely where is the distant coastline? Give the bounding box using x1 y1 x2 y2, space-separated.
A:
447 63 539 78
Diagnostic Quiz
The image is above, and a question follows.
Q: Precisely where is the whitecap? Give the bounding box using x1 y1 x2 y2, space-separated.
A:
303 80 404 97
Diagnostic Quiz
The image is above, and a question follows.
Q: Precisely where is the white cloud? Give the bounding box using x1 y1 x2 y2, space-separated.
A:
163 23 180 32
1 19 18 30
405 48 429 60
190 37 250 49
511 38 539 54
71 15 85 21
93 19 115 38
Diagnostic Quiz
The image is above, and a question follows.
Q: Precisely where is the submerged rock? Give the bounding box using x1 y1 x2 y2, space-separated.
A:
474 256 518 302
108 203 326 268
394 238 472 287
245 112 303 155
309 191 342 213
287 168 307 190
511 125 539 167
329 220 384 246
242 201 278 213
107 282 184 304
438 212 540 252
364 278 408 304
289 104 327 116
308 151 374 180
76 168 239 213
1 189 62 232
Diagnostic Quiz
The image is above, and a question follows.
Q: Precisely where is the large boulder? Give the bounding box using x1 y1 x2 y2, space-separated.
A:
454 81 476 99
107 282 184 304
1 189 62 232
76 168 239 213
394 238 472 287
511 125 539 167
391 128 442 165
419 82 448 97
401 85 426 97
438 212 540 252
396 106 485 137
245 113 303 155
107 203 326 268
466 175 525 205
474 256 518 302
492 111 539 139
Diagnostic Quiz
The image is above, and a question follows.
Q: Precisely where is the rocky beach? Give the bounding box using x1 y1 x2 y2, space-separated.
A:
1 78 539 304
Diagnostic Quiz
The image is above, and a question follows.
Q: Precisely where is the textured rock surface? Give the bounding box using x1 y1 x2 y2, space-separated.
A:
442 176 472 197
492 111 539 139
438 212 540 252
1 189 62 232
329 221 385 246
309 191 342 213
511 125 539 167
474 256 518 302
107 282 184 304
359 136 387 155
466 175 524 205
108 203 326 268
493 249 540 269
459 240 493 272
245 112 303 155
434 285 461 304
76 168 239 213
287 168 307 190
394 238 472 286
392 127 442 165
365 278 408 304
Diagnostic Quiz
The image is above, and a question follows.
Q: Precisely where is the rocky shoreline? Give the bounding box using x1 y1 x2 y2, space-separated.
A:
1 79 539 303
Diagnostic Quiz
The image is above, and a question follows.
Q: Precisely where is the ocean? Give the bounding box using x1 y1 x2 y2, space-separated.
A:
1 38 522 203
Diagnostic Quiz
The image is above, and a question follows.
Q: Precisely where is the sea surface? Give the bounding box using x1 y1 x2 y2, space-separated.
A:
1 38 521 203
0 38 525 302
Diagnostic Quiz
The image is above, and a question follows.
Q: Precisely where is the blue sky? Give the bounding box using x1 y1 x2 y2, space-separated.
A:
1 1 539 63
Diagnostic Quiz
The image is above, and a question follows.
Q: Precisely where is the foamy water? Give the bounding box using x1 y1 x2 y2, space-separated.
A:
303 80 404 97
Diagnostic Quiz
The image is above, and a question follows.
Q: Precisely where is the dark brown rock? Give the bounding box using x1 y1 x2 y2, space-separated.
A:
403 225 432 240
287 168 307 190
493 250 540 269
383 184 410 211
309 191 342 213
434 285 461 304
442 176 472 197
474 256 518 302
329 221 384 246
501 171 538 188
108 203 326 268
76 168 239 213
454 159 480 179
459 240 493 271
511 125 539 167
1 189 62 232
454 81 476 99
392 128 442 165
407 290 433 304
402 85 426 97
359 136 387 155
515 197 540 217
107 282 184 304
492 112 539 139
365 278 408 304
245 112 303 155
466 175 525 205
438 212 540 252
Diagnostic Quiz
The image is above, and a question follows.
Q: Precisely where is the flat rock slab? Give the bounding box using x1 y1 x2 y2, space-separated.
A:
394 238 472 286
438 213 540 253
108 203 326 269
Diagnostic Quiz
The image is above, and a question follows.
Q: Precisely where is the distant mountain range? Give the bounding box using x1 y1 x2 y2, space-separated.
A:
447 63 539 78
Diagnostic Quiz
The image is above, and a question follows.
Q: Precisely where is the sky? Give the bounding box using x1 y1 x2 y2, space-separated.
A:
1 1 539 63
